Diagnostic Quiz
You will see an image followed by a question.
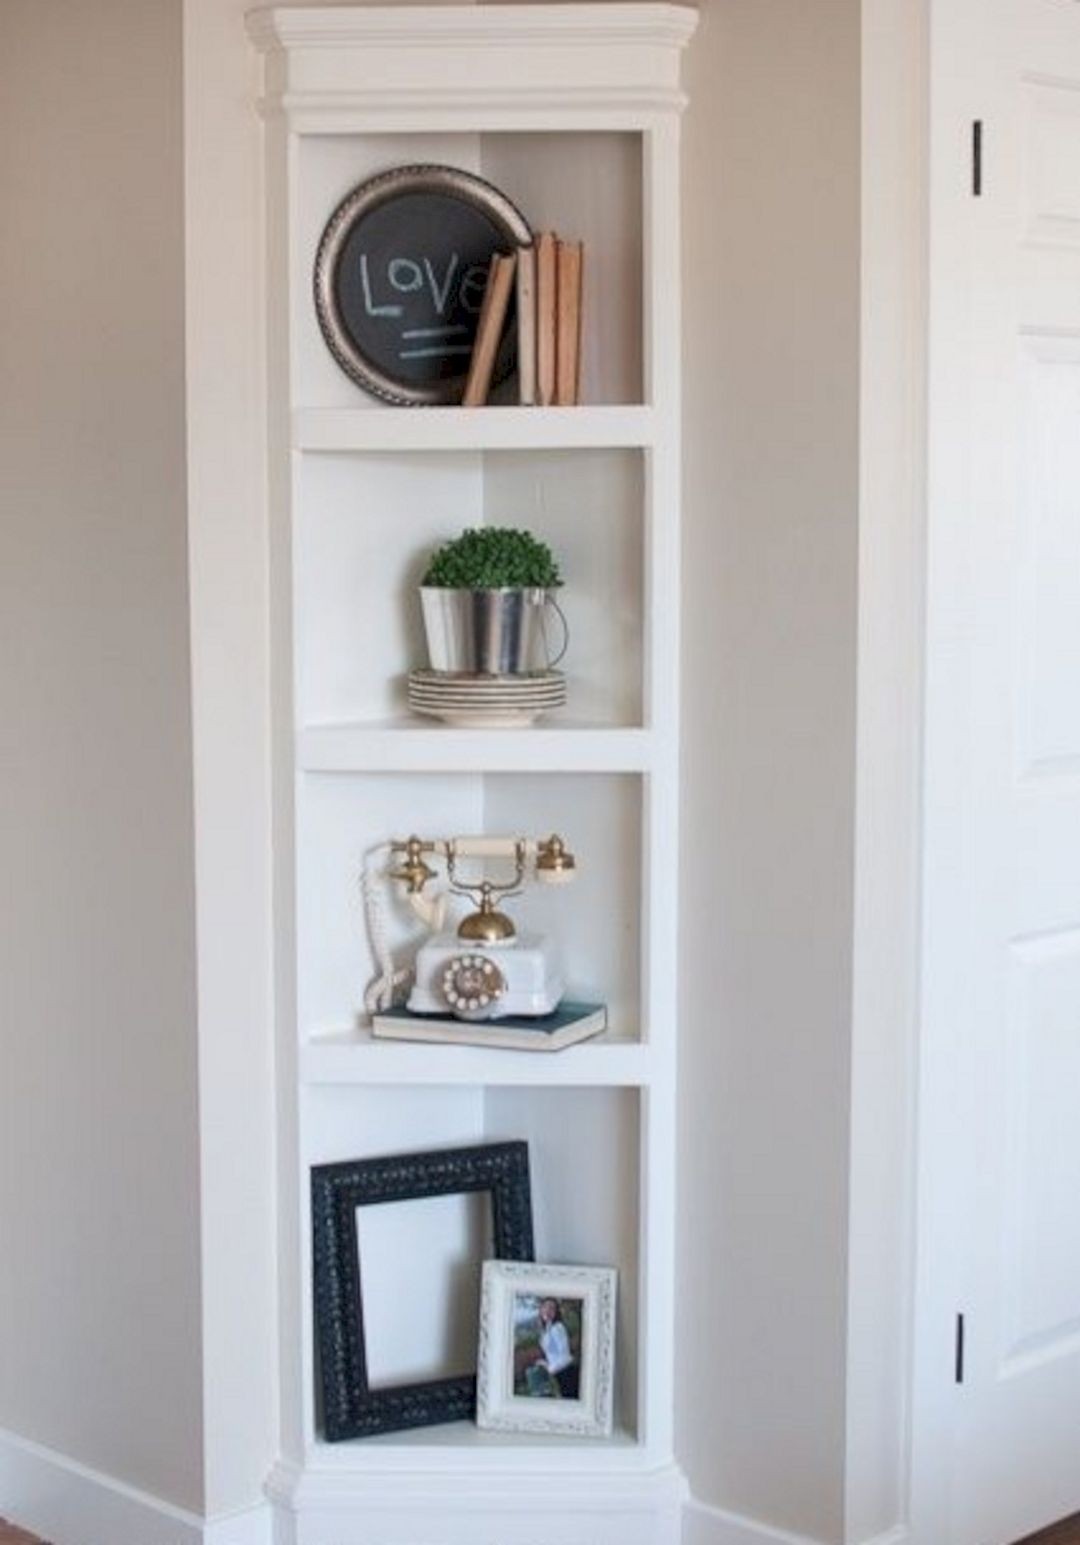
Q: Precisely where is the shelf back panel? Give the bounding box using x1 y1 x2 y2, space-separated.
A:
296 770 642 1039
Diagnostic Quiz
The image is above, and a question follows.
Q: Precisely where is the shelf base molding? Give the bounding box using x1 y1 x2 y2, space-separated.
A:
267 1456 687 1545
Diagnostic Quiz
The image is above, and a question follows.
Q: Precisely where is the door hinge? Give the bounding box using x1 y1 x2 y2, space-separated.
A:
955 1312 966 1384
972 120 983 196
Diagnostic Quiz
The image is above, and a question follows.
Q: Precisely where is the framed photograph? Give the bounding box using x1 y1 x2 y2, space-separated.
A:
312 1141 535 1440
476 1261 617 1437
313 163 532 406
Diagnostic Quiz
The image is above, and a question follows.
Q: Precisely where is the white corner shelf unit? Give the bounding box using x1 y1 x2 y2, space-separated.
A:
248 8 696 1543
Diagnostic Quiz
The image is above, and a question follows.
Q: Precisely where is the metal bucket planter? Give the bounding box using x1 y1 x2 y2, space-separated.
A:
420 587 568 675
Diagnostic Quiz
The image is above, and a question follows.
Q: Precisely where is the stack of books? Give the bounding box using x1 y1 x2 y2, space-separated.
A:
462 232 584 409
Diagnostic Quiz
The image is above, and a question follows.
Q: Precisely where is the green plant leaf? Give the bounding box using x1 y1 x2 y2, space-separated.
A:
421 527 563 589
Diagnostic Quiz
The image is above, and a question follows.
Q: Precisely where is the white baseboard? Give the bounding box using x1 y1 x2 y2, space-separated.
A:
203 1501 274 1545
682 1497 823 1545
0 1429 908 1545
0 1426 202 1545
270 1456 687 1545
0 1427 272 1545
682 1495 908 1545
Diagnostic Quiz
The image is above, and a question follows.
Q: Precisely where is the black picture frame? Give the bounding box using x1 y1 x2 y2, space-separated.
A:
313 163 532 407
312 1140 535 1441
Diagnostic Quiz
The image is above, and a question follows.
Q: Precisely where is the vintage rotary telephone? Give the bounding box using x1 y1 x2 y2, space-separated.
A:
362 834 576 1021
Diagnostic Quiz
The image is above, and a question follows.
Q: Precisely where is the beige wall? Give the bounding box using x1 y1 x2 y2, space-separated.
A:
0 0 203 1513
678 1 861 1538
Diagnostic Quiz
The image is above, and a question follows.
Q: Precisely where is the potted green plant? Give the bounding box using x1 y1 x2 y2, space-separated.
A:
420 527 567 676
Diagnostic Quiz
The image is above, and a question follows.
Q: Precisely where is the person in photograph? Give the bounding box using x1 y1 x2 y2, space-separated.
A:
525 1297 580 1399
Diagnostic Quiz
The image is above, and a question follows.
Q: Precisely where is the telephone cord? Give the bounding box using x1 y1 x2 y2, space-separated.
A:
361 846 411 1014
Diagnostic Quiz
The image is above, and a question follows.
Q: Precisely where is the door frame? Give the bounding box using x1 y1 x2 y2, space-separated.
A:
855 0 1006 1542
906 0 1018 1539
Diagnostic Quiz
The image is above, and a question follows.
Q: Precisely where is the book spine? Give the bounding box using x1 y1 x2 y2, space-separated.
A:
555 238 583 407
535 232 557 408
516 243 537 406
462 250 517 408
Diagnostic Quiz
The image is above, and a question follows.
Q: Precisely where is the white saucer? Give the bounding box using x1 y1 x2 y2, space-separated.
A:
408 668 567 727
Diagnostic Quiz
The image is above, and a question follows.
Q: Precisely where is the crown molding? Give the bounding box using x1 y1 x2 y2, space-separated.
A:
247 3 698 122
247 4 698 52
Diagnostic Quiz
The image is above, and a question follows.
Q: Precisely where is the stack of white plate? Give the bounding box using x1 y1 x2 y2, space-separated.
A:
408 669 566 727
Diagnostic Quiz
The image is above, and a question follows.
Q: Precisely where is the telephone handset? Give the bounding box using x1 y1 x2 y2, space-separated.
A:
363 834 576 1021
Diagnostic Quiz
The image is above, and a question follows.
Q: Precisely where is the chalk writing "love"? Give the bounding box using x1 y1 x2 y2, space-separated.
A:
361 252 489 319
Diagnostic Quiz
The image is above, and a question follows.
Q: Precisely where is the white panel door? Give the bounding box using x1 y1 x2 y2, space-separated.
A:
923 0 1080 1540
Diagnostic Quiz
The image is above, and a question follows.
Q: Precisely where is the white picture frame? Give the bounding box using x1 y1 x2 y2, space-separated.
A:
476 1260 617 1437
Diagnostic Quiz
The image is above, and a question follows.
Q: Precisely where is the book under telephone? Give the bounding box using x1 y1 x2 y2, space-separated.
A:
371 1001 607 1052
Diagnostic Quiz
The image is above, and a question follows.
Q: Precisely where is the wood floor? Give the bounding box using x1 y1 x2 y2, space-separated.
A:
1 1514 1078 1544
1020 1517 1080 1545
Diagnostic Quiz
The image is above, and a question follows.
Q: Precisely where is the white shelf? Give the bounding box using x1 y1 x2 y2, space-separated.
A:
303 1420 644 1472
298 721 653 774
252 6 696 1528
300 1027 651 1087
292 405 657 453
